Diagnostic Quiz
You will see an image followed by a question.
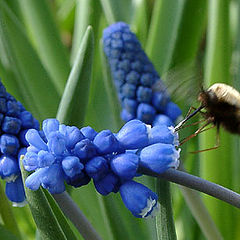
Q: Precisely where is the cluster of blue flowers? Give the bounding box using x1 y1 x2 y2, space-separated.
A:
103 22 182 126
23 118 180 218
0 80 39 205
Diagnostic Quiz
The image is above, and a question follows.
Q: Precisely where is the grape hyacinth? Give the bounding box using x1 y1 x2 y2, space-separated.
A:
0 80 39 205
103 22 182 125
23 118 180 218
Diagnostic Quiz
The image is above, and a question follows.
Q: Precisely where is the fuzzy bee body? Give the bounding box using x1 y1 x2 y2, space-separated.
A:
198 83 240 134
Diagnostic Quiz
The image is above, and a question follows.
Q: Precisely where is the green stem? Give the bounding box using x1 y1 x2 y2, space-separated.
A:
156 179 177 240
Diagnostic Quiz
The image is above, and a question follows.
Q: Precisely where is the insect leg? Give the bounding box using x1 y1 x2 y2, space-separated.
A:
189 123 220 154
179 119 213 146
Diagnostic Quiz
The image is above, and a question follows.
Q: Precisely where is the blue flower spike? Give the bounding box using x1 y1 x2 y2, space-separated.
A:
103 22 182 124
0 80 39 205
22 117 180 218
120 180 159 218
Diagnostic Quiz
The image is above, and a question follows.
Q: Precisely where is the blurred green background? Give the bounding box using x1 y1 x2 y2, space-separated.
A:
0 0 239 239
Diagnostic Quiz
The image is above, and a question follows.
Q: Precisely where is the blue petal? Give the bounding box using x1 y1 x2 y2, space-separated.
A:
62 156 84 178
120 109 135 122
37 150 55 168
120 180 158 218
59 125 84 150
22 151 39 171
111 153 139 180
94 173 120 195
139 143 180 174
25 129 48 151
25 168 45 190
137 103 156 124
149 125 179 145
42 119 59 140
0 155 19 180
0 134 20 156
5 176 26 204
80 126 97 141
73 139 96 162
153 114 173 127
93 130 120 154
47 132 66 156
20 111 34 128
2 116 21 134
66 172 91 188
85 156 109 181
116 119 149 149
41 164 65 194
164 102 182 122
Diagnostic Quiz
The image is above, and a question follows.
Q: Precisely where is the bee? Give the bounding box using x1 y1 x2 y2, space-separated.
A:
174 83 240 151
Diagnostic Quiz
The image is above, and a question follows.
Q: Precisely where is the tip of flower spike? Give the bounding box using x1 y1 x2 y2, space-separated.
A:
168 148 181 169
12 200 27 207
168 126 179 146
140 196 159 218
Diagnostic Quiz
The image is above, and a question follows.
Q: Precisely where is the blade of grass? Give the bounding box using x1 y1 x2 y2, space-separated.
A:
17 0 70 95
201 1 235 239
71 0 101 64
99 0 133 24
0 183 22 239
43 191 79 240
146 0 185 75
0 225 20 240
56 26 94 127
20 160 67 240
0 1 60 120
156 180 177 240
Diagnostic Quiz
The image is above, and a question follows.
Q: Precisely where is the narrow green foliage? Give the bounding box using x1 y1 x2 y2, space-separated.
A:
17 0 70 95
146 0 185 74
20 160 67 240
71 0 101 64
156 180 177 240
43 190 78 240
201 0 235 239
56 26 94 127
0 225 20 240
0 0 60 120
0 183 22 240
169 0 207 68
99 0 133 24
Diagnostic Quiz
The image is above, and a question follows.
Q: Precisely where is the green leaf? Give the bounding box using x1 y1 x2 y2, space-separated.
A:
20 160 67 240
43 190 78 240
0 1 60 120
168 0 207 68
146 0 185 74
0 224 20 240
156 180 177 240
71 0 101 64
17 0 71 95
56 26 94 127
201 0 235 239
99 0 133 24
0 183 22 239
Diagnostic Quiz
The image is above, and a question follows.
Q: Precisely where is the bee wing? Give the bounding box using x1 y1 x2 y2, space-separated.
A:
152 62 203 104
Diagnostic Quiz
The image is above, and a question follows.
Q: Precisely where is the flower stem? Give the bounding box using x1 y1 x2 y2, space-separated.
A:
53 192 102 240
139 168 240 209
156 179 177 240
